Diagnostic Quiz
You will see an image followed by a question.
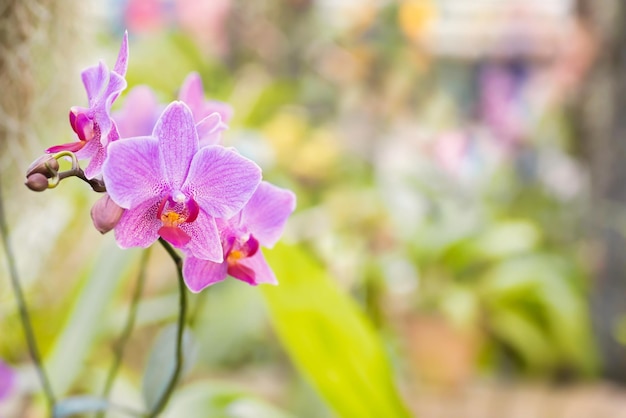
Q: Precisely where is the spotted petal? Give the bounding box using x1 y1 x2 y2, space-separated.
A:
114 197 161 248
180 209 223 262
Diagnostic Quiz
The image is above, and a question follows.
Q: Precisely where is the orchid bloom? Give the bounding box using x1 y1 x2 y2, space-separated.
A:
113 85 162 138
183 181 296 292
47 32 129 179
0 360 15 402
178 72 232 146
102 101 261 264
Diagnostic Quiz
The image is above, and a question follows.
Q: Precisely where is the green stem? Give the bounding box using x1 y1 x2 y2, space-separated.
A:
97 248 151 418
0 176 56 412
146 239 187 418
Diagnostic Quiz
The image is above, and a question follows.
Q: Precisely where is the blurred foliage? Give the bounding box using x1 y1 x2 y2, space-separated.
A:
0 0 603 417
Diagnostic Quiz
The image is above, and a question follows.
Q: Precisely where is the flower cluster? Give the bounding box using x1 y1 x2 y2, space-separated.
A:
26 32 295 292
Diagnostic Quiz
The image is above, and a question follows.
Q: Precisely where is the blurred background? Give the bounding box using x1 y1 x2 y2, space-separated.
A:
2 0 626 417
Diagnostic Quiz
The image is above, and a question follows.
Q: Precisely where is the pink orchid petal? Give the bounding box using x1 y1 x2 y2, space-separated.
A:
180 209 223 262
81 62 109 106
154 101 198 190
227 263 256 285
113 86 161 138
183 145 261 218
240 181 296 247
114 198 162 248
196 112 226 146
182 256 228 293
0 360 15 401
158 226 191 247
78 136 107 179
178 72 205 118
236 251 278 285
113 31 129 76
103 136 166 209
70 109 94 141
46 141 85 154
205 100 233 123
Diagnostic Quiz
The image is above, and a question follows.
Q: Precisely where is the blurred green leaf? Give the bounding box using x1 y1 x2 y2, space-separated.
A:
46 238 139 396
243 81 298 127
142 324 197 412
473 220 540 259
489 308 554 370
262 244 412 418
164 381 294 418
53 396 109 417
53 395 138 418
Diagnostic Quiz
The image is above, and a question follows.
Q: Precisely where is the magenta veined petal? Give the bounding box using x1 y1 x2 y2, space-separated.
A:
183 256 228 293
227 263 256 285
114 198 162 249
46 141 85 154
113 31 129 76
183 145 262 219
235 250 278 285
240 181 296 247
81 62 109 106
103 136 165 209
180 210 223 262
158 225 191 247
154 101 198 190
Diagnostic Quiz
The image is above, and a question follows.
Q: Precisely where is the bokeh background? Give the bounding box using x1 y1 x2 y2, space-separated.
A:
2 0 626 417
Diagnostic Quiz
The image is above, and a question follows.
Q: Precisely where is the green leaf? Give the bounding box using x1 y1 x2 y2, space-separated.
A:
142 324 197 412
46 238 139 396
53 396 109 417
53 396 138 418
262 244 412 418
163 381 295 418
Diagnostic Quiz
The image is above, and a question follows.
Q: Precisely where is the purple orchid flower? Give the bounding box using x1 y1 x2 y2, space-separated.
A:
178 72 232 146
0 360 15 402
102 101 262 264
183 181 296 292
47 32 129 179
113 85 162 138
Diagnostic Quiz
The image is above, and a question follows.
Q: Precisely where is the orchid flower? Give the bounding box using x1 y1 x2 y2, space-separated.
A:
113 85 162 138
102 101 261 264
178 72 232 146
183 181 296 292
0 360 15 402
47 32 129 179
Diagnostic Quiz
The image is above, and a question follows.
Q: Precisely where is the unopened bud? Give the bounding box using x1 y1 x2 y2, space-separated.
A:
26 155 60 178
91 194 124 234
25 173 50 192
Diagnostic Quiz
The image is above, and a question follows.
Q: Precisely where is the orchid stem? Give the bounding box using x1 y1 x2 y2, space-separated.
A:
0 176 56 413
147 239 187 418
97 248 151 418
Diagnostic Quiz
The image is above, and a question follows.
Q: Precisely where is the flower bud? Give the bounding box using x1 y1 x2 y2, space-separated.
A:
91 194 124 234
25 173 50 192
26 155 60 178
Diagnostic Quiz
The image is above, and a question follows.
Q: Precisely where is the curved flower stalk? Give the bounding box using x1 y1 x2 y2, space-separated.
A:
47 32 129 179
183 181 296 292
102 101 262 267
